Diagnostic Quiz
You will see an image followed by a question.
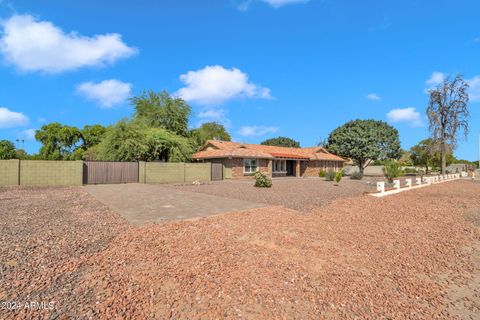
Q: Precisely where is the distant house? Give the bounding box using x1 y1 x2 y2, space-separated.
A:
192 140 346 179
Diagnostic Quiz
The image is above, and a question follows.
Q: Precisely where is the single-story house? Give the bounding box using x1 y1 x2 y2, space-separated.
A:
192 140 346 179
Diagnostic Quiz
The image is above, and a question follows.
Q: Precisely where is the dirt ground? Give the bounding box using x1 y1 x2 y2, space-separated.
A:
171 177 377 212
1 180 479 319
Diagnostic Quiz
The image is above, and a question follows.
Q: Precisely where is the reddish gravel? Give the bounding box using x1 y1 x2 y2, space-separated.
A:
0 187 128 319
171 178 377 211
1 180 480 319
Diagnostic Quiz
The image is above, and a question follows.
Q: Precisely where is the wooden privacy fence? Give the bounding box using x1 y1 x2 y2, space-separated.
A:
83 161 139 184
211 162 223 181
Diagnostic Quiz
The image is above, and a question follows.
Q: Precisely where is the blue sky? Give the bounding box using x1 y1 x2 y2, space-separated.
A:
0 0 479 160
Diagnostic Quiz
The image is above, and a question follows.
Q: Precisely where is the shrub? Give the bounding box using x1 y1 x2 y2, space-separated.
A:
318 169 326 177
383 161 404 182
403 167 417 174
325 169 336 181
350 171 363 180
254 171 272 188
335 170 343 183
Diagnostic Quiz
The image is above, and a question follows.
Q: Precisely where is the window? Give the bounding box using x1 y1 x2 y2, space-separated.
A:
243 158 257 174
273 160 286 173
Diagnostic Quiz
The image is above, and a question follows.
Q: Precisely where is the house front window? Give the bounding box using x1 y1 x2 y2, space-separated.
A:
273 160 287 173
243 158 257 174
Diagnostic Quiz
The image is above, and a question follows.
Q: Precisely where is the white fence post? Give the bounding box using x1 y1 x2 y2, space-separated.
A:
405 178 412 188
393 179 400 190
377 181 385 193
415 177 421 185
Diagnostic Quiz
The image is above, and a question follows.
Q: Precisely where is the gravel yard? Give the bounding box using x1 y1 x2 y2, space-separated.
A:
171 177 377 212
1 180 479 319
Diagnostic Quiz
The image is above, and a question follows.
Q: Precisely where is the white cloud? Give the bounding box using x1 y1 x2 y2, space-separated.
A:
467 76 480 102
238 125 279 137
237 0 308 10
0 107 29 128
366 93 381 101
262 0 310 8
197 108 231 127
425 72 480 102
76 79 132 108
386 107 422 127
176 65 271 105
426 72 447 87
0 14 137 73
21 128 36 140
198 109 225 120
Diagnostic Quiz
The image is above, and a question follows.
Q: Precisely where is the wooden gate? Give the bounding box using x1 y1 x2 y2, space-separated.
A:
211 162 223 181
83 161 139 184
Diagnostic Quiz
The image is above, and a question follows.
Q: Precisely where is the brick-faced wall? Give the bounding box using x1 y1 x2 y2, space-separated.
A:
20 160 83 186
231 158 271 179
302 160 344 177
0 159 20 186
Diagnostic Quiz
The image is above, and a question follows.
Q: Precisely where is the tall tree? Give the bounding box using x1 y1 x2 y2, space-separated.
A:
81 124 106 150
327 119 401 174
191 122 231 147
0 140 17 159
260 136 300 148
131 91 191 136
35 122 83 160
94 120 193 162
409 138 450 174
427 75 470 174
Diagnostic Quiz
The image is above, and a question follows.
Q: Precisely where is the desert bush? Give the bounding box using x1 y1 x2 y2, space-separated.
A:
325 169 336 181
254 171 272 188
403 167 417 174
350 171 363 180
318 169 326 177
335 170 343 183
383 161 404 182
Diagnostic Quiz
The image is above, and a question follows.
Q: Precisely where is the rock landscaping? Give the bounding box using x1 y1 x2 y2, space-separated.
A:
172 178 376 212
1 180 479 319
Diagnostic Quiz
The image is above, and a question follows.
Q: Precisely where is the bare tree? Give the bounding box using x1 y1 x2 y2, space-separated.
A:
427 75 470 174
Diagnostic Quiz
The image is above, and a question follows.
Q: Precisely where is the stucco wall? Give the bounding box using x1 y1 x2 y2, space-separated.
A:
0 159 20 186
145 162 211 184
19 160 83 186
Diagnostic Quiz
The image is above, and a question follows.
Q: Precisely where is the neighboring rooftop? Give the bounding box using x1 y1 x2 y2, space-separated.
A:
192 140 345 161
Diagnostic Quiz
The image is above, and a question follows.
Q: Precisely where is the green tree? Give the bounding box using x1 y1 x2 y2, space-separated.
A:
191 122 231 147
427 75 470 174
327 119 401 174
81 124 106 150
131 91 191 136
410 138 455 174
35 122 83 160
0 140 17 159
94 120 193 162
260 136 300 148
397 149 413 166
15 149 29 160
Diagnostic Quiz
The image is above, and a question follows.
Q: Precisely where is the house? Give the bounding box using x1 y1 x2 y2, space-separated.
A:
192 140 346 179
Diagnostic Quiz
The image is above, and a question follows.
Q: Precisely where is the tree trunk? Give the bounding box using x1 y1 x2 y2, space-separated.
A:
358 160 364 174
441 140 446 174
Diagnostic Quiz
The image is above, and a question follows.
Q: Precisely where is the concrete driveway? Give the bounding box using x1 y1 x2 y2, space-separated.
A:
84 183 266 226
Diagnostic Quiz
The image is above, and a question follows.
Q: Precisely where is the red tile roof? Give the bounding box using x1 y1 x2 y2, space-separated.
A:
192 140 345 162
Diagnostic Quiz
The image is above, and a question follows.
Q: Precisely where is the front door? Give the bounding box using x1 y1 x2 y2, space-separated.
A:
286 160 295 176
